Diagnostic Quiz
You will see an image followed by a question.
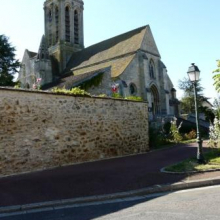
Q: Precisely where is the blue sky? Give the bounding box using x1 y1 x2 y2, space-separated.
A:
1 0 219 102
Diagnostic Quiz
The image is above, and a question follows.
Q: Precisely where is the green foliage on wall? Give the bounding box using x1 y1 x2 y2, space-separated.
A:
80 73 104 91
52 87 91 96
125 96 143 101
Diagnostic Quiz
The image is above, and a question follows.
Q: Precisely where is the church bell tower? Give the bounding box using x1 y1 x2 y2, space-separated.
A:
44 0 84 73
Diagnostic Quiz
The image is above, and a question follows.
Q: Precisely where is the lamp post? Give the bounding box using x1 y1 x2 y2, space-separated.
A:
187 63 205 164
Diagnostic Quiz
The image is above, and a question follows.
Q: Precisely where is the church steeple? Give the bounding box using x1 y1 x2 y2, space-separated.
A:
44 0 84 73
37 35 49 60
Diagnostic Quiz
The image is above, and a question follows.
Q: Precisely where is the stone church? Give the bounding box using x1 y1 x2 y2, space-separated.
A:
18 0 179 120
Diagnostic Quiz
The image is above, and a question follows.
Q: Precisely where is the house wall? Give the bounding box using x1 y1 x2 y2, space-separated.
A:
19 51 36 88
0 88 149 176
34 59 53 85
119 55 142 98
19 54 53 89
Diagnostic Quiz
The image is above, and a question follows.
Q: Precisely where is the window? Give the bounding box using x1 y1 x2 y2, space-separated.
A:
149 60 155 79
65 6 70 42
74 10 79 44
129 83 137 95
49 32 52 46
55 7 59 43
48 8 53 46
150 84 160 116
48 9 52 22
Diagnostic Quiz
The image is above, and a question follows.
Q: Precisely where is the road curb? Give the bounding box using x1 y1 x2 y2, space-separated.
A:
0 177 220 216
160 167 220 174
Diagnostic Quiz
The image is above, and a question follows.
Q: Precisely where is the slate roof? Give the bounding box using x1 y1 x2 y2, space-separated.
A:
46 25 160 90
26 50 37 58
56 68 107 89
71 54 135 78
65 25 148 77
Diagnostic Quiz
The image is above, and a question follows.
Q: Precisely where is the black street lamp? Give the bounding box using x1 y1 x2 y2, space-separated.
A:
187 63 205 164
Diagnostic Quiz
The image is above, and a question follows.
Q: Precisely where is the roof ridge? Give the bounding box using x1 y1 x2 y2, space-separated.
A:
26 49 37 58
65 25 149 72
85 25 148 51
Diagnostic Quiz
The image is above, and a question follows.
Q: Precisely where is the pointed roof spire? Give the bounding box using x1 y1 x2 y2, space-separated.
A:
37 35 49 60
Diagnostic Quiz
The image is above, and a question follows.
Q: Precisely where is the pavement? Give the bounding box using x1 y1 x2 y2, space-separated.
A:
0 142 220 214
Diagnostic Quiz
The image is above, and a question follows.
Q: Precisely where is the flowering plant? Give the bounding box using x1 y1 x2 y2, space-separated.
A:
111 83 119 93
170 118 183 143
208 117 220 148
33 78 42 90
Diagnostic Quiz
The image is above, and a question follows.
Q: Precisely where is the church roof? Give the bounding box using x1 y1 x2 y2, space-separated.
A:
55 69 106 89
52 25 161 90
37 35 49 60
27 50 37 58
65 25 148 77
71 54 135 78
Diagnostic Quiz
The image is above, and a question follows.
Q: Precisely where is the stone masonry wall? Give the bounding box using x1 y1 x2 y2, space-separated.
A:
0 88 149 176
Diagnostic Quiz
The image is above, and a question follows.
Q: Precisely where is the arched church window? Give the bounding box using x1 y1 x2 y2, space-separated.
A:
129 83 137 95
150 84 160 116
171 88 176 99
48 9 52 22
55 7 59 43
65 6 70 42
48 8 53 46
149 60 155 79
74 10 79 44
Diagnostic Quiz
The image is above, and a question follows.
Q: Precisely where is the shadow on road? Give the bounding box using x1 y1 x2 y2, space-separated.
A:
0 143 217 219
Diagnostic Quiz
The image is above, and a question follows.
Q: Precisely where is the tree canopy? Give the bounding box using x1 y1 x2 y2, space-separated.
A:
178 77 204 114
0 35 20 86
213 60 220 92
179 77 215 122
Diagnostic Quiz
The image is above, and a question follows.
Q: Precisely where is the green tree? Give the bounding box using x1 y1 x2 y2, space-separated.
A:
213 60 220 92
179 77 215 122
178 77 204 114
0 35 20 86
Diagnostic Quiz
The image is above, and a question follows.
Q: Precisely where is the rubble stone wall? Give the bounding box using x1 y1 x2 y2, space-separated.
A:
0 88 149 176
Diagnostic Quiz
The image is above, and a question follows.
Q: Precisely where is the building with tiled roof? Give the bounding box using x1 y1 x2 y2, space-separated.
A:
19 0 179 119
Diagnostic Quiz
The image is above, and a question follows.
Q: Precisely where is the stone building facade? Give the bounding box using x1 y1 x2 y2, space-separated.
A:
19 0 179 120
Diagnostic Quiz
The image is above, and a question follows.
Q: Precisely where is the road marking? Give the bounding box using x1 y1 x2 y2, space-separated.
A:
1 185 220 218
175 184 220 194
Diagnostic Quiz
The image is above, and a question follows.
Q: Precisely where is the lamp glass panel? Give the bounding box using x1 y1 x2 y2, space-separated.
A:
188 71 200 82
195 71 200 81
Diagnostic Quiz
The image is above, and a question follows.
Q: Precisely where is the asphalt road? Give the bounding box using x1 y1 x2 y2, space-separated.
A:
0 143 212 207
1 185 220 220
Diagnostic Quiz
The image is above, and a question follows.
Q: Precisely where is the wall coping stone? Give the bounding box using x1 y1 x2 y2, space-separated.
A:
0 86 148 103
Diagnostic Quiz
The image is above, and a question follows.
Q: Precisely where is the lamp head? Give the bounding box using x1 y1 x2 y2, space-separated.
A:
187 63 200 82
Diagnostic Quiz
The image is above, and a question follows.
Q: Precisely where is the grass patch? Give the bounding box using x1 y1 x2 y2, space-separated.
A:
164 148 220 172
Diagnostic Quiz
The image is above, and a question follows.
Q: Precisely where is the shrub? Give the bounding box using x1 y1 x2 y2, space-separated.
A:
163 122 171 135
170 119 183 143
97 94 107 98
112 93 123 98
184 130 197 140
179 123 197 134
208 117 220 148
52 87 91 96
149 126 171 149
125 96 143 101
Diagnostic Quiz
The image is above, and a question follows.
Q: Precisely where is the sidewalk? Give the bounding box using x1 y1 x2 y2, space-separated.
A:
0 142 220 209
